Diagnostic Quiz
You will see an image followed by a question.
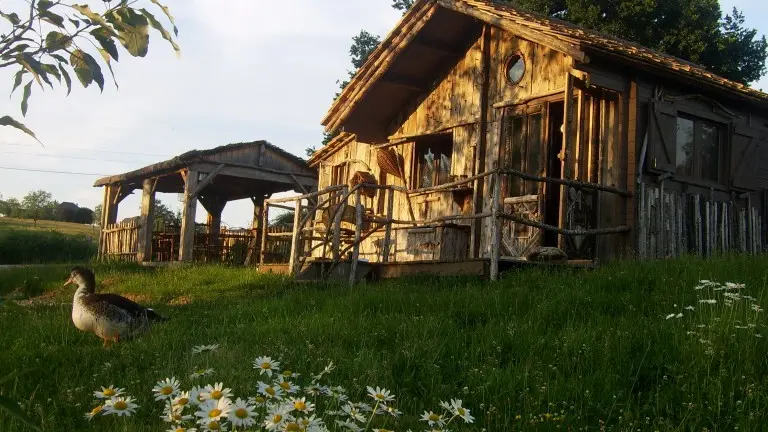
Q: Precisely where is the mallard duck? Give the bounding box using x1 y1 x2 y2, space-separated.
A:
63 266 167 347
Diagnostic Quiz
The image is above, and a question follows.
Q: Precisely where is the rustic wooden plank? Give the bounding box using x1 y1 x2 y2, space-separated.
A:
559 70 574 250
349 190 364 286
136 178 156 263
289 199 303 276
179 169 199 262
638 183 646 258
490 172 501 281
383 188 395 263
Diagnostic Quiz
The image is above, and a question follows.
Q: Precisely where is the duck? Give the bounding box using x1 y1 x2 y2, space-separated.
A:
63 266 167 347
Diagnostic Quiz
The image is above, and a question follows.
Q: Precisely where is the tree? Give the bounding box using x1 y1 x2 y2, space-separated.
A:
152 199 179 230
390 0 766 85
0 0 180 142
1 197 22 217
21 189 52 225
93 203 101 225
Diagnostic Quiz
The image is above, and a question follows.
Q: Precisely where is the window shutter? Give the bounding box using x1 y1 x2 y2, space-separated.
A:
647 100 678 173
731 124 768 190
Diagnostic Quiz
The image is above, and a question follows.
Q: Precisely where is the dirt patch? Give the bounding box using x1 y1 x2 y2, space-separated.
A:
14 290 65 307
121 293 150 304
168 296 191 306
99 278 118 288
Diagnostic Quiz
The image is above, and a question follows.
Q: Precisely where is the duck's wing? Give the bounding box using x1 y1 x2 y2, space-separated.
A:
83 293 148 317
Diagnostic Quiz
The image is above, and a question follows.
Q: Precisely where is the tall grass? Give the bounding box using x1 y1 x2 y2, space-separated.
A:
0 230 97 264
0 256 767 430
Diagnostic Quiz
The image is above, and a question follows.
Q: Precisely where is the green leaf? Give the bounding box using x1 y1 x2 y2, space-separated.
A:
41 63 61 83
91 28 119 61
71 5 118 37
16 54 46 89
106 9 149 57
21 82 31 116
11 69 26 95
149 0 178 36
70 50 103 91
37 0 54 12
1 11 20 25
44 31 71 51
50 53 69 65
0 395 42 431
40 10 65 28
0 116 42 146
69 17 81 29
59 64 72 96
97 48 118 88
140 8 180 55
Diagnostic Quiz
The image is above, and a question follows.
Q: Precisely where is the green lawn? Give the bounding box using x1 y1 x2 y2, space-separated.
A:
1 256 767 431
0 218 98 265
0 217 100 238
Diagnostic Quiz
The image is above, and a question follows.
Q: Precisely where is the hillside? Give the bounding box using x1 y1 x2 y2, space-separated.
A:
0 256 767 431
0 217 100 238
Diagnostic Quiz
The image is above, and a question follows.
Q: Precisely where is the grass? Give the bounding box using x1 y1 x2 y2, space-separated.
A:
0 256 767 431
0 217 99 265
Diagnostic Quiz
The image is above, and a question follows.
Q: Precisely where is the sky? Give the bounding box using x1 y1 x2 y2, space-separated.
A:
0 0 766 229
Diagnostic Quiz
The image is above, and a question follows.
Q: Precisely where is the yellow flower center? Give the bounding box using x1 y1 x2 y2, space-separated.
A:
283 370 292 376
429 413 440 422
273 414 283 423
375 393 385 400
255 396 266 404
103 388 115 397
207 421 220 430
113 401 127 410
235 408 248 419
458 408 466 415
285 422 301 431
294 400 307 411
210 390 223 399
265 387 276 396
177 397 189 406
175 428 186 432
261 362 272 370
90 406 103 415
209 408 222 418
301 418 310 426
279 381 291 390
172 413 183 421
161 386 174 395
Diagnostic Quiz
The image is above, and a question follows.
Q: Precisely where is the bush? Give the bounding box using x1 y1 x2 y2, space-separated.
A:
0 229 97 264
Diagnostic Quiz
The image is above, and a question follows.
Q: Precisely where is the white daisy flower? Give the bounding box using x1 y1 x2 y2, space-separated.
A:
201 382 233 401
276 375 300 394
450 398 474 423
297 414 322 429
752 304 763 312
281 370 300 379
312 361 335 381
253 356 280 377
341 403 365 422
383 404 402 417
699 299 717 304
290 396 315 414
257 381 285 399
195 398 232 423
228 397 257 428
199 420 228 431
366 386 394 403
421 410 445 426
439 400 452 411
103 396 139 417
685 306 695 311
264 404 292 431
93 385 124 399
84 404 104 420
725 282 745 290
153 377 181 401
162 408 194 424
192 344 220 354
335 419 363 431
167 427 197 432
190 368 215 380
665 313 675 320
173 391 192 408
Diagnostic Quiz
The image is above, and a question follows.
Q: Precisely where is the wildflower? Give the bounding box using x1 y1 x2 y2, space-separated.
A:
335 419 364 431
290 396 315 413
93 385 124 399
383 404 402 417
276 375 300 394
192 344 220 354
699 299 717 304
665 313 675 320
264 404 291 430
253 356 280 377
366 386 395 403
752 304 763 313
676 313 683 319
84 404 104 420
450 399 474 423
297 414 322 430
281 370 300 379
173 391 192 408
167 427 197 432
258 381 285 399
162 405 193 424
421 410 445 426
103 396 139 417
312 361 335 381
190 386 207 405
228 397 257 428
190 368 215 380
153 377 181 401
201 383 233 401
342 402 366 422
195 398 232 423
199 420 227 431
725 282 745 290
685 306 695 311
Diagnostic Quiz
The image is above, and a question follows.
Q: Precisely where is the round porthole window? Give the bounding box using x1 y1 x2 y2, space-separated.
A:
506 54 526 84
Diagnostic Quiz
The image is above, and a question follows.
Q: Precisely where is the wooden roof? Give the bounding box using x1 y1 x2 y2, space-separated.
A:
321 0 768 142
94 141 317 201
307 132 356 167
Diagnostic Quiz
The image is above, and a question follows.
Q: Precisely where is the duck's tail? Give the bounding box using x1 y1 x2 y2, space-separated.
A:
146 308 169 322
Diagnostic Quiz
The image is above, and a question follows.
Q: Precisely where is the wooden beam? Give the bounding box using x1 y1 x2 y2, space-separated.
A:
179 169 199 262
245 197 265 266
136 178 156 263
288 198 303 276
190 162 317 190
412 35 465 56
112 183 133 205
191 164 226 197
471 24 491 259
98 184 120 259
381 72 425 92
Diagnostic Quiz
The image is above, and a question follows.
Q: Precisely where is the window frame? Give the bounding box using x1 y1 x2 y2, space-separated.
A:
411 134 454 190
505 52 526 86
674 112 725 185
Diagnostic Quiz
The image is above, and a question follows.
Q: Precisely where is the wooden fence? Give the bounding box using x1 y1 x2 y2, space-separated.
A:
100 219 140 261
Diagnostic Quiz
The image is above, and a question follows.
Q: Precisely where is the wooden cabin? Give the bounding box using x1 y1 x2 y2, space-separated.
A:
94 141 317 264
271 0 768 281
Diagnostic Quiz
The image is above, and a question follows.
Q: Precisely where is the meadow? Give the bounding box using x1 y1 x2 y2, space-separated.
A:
0 218 98 264
0 255 767 431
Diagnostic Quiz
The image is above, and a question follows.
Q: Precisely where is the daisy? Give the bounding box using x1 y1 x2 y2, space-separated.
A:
190 386 208 405
84 404 104 420
281 370 300 379
225 397 257 428
253 356 280 377
190 368 215 380
154 377 181 401
449 399 474 423
421 410 445 426
173 391 192 408
167 427 197 432
201 382 233 401
276 375 300 394
258 381 285 399
366 386 395 403
103 396 139 417
192 344 220 354
264 404 291 431
383 405 402 417
297 414 323 429
341 403 365 422
335 419 363 431
199 420 227 431
195 398 232 423
290 396 315 414
93 385 124 399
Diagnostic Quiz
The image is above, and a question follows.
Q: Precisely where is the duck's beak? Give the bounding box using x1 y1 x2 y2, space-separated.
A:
63 276 73 287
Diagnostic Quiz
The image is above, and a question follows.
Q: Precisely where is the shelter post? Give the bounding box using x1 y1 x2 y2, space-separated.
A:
98 184 120 260
179 169 199 262
136 178 157 262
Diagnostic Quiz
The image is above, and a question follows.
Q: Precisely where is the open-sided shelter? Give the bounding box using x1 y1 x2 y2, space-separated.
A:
94 141 317 263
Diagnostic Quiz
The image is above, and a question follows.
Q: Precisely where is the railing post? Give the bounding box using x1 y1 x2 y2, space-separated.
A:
289 198 303 276
349 189 363 286
259 202 270 265
382 187 395 263
332 186 347 264
490 171 501 281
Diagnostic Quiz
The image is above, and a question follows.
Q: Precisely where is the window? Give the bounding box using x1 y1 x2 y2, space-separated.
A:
506 54 526 85
675 115 722 182
413 135 453 189
502 107 543 196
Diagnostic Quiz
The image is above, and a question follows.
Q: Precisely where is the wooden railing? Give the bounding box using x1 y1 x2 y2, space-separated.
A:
100 219 140 261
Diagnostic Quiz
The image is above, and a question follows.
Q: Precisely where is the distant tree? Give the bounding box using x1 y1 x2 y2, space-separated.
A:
21 190 52 225
93 204 102 225
0 0 180 142
270 211 295 228
75 207 94 224
391 0 766 84
152 199 180 230
2 197 22 217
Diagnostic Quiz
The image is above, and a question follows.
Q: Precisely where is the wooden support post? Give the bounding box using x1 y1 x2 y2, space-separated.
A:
383 188 395 262
559 71 575 250
259 202 269 265
349 189 363 286
288 198 303 276
98 184 120 260
136 178 156 262
332 186 347 263
245 197 265 266
179 169 199 262
472 24 492 259
490 172 501 281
